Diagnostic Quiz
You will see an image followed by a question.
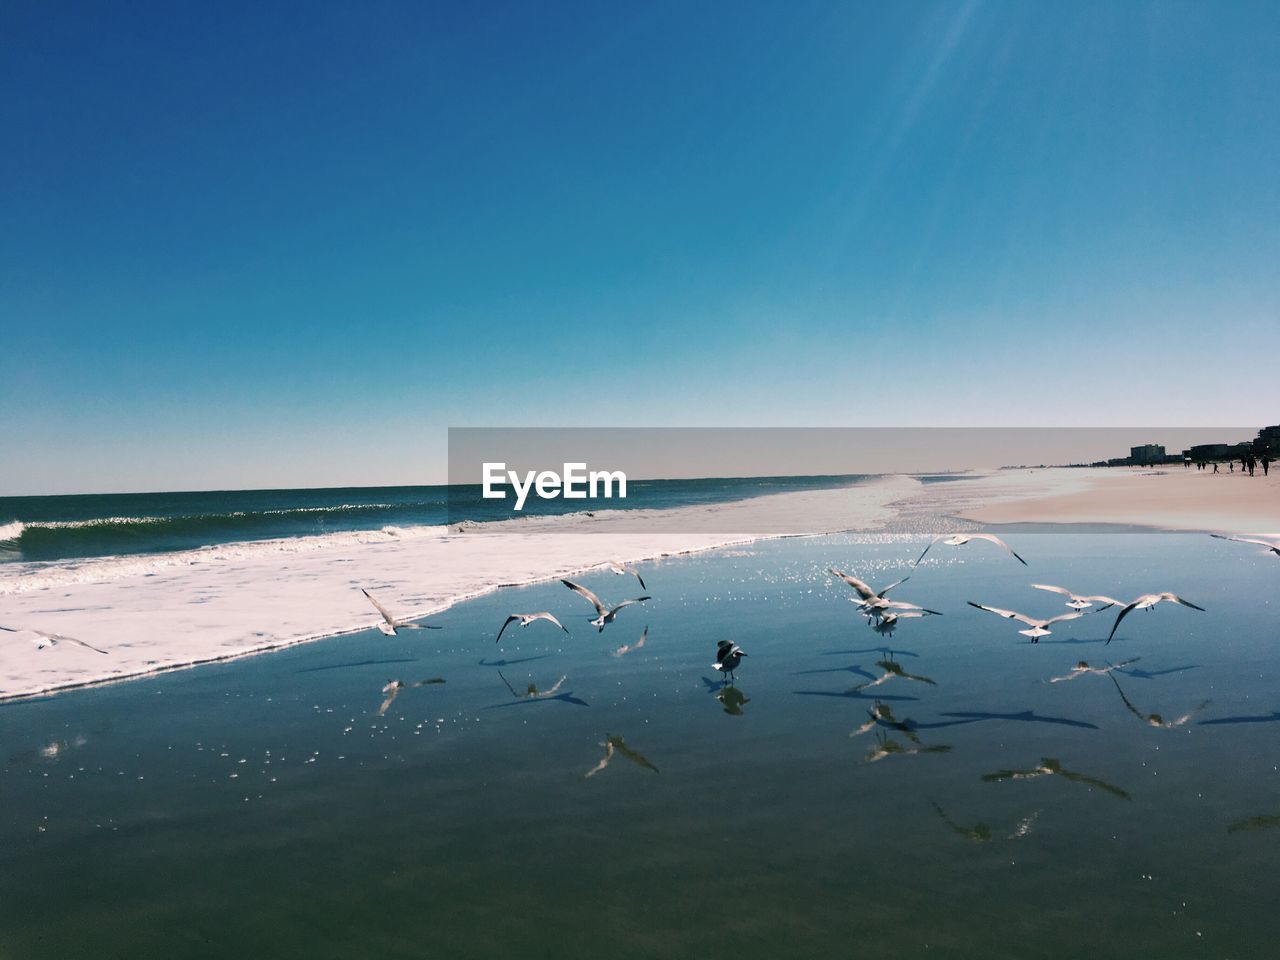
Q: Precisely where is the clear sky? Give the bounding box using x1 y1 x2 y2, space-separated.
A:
3 1 1278 494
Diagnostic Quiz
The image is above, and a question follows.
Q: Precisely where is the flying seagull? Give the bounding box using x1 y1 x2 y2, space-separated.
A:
1031 584 1123 611
611 626 648 658
1105 593 1205 644
494 612 569 644
982 757 1130 800
361 588 442 636
872 609 939 637
0 624 108 655
376 677 445 717
914 533 1026 567
966 602 1084 641
1108 674 1210 729
829 568 941 622
1047 657 1141 683
712 640 747 681
1210 533 1280 558
560 579 650 631
603 561 647 591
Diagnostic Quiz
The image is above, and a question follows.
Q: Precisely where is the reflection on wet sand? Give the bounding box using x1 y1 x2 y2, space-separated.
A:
583 735 660 779
930 800 1040 842
1108 674 1210 729
982 758 1130 800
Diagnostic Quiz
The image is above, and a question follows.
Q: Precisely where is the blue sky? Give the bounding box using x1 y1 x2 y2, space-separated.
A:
3 1 1278 494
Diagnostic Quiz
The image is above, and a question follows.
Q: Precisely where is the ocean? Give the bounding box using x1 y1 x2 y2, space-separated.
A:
0 474 874 564
2 530 1277 957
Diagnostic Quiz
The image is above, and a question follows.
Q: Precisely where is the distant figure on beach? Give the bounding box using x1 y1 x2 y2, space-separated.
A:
1213 463 1219 473
1264 456 1272 476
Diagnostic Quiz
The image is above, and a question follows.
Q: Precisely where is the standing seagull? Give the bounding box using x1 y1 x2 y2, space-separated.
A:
361 588 442 636
494 612 569 644
1031 584 1123 611
1211 533 1280 558
872 610 938 637
914 533 1027 567
603 560 647 590
1105 593 1205 644
0 624 108 655
967 602 1084 641
560 579 650 632
712 640 747 681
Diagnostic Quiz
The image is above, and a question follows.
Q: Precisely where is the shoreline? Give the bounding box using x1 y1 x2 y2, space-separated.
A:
3 466 1277 702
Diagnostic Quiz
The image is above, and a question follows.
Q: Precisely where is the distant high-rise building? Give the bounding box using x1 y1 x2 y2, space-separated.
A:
1130 444 1165 464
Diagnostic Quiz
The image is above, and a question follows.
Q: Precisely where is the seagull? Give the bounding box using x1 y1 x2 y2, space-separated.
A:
603 560 647 590
1047 657 1141 683
829 568 941 622
611 626 648 658
361 588 442 636
376 677 445 717
0 624 108 655
1031 584 1123 611
560 579 651 631
871 609 939 637
494 612 569 644
583 735 659 778
982 757 1130 800
852 657 936 691
1211 533 1280 558
914 533 1026 567
966 601 1084 641
1108 674 1210 729
712 640 747 681
498 670 568 699
1105 593 1205 644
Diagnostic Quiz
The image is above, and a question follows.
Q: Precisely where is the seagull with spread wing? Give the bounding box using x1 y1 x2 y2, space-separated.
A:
0 624 108 655
966 601 1084 641
1105 592 1205 644
1031 584 1123 611
829 568 941 622
560 578 650 631
494 612 569 644
914 533 1026 567
603 560 647 590
1211 533 1280 558
360 588 442 636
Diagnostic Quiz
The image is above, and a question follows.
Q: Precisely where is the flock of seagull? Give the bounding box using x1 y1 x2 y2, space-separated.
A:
4 529 1276 791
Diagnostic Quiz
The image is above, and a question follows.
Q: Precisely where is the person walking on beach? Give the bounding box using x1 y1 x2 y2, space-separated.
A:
1264 456 1272 477
1213 462 1219 473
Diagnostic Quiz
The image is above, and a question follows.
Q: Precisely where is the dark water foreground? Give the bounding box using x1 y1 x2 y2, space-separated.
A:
2 533 1278 958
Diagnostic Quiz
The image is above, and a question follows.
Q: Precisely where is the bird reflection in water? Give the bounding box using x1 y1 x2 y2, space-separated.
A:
1228 814 1280 834
1108 674 1210 728
715 684 750 716
850 701 920 743
583 735 660 778
1047 657 1141 683
499 671 568 699
852 654 936 693
863 729 951 763
982 758 1131 800
930 800 1041 842
376 678 445 717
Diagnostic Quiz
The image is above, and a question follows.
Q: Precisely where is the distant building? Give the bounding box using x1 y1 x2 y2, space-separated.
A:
1255 425 1280 457
1129 444 1165 464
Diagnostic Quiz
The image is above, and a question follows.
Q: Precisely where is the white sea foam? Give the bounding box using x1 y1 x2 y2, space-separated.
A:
0 520 24 543
0 477 925 700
